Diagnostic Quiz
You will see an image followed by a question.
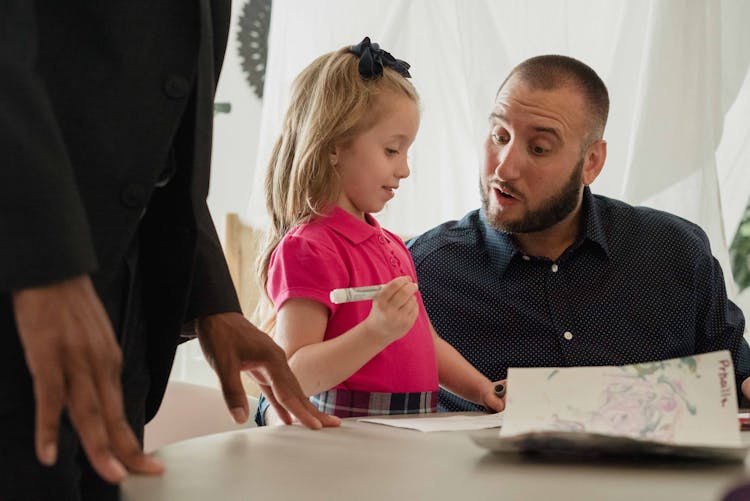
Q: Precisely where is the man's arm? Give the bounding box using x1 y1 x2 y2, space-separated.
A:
0 1 97 288
1 1 161 483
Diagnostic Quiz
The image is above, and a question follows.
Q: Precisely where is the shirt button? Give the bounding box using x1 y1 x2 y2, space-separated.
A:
522 255 531 261
563 331 573 340
551 263 559 272
390 257 398 267
164 75 190 99
378 235 386 244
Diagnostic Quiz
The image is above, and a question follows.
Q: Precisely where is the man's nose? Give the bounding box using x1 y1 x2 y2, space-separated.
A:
492 141 521 180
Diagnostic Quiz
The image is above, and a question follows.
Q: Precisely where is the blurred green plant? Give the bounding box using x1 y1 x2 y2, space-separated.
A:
214 102 232 115
730 200 750 292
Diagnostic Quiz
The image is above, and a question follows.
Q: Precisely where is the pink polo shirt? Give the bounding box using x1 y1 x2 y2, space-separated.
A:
267 206 439 393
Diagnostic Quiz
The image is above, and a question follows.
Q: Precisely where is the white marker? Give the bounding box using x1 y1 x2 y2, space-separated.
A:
329 285 384 304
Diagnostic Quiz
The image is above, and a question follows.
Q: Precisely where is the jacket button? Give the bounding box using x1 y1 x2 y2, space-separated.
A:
164 75 190 99
121 183 148 209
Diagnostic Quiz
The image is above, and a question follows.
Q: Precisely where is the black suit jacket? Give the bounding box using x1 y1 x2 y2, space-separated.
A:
0 0 240 420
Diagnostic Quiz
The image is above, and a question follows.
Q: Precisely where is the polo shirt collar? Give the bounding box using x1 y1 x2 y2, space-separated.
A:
478 186 610 276
321 206 384 244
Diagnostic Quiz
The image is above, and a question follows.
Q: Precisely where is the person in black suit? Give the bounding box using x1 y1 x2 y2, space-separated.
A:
0 1 339 499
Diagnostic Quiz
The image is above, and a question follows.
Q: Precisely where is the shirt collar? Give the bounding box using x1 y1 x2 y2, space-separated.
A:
478 186 611 276
477 208 519 277
580 186 611 257
321 206 384 244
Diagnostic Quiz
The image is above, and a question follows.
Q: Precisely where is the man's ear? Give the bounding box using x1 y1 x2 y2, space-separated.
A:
582 139 607 186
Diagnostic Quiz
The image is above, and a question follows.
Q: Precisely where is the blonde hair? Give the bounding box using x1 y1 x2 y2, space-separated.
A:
256 46 418 328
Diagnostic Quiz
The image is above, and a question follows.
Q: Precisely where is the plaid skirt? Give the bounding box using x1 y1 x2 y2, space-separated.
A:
310 389 439 418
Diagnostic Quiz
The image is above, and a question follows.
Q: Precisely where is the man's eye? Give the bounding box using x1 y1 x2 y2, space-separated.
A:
530 145 548 155
386 148 399 156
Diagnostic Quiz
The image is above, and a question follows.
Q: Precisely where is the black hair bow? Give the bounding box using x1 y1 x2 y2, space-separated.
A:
348 37 411 80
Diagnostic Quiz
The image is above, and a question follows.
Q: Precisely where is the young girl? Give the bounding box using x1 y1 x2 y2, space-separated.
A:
255 37 504 423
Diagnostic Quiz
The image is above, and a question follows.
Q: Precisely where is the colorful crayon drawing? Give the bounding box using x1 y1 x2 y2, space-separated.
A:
547 357 698 442
500 351 741 449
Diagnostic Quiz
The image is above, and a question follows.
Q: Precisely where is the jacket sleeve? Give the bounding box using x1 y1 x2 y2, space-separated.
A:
0 1 97 292
184 201 242 324
180 0 241 326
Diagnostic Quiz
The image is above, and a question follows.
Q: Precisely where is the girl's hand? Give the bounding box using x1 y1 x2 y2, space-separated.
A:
363 276 419 346
480 379 506 413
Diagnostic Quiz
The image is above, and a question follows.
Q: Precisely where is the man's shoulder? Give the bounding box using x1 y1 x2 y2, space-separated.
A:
593 194 710 249
407 210 482 266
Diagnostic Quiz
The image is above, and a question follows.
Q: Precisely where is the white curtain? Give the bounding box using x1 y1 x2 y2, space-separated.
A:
243 0 750 306
172 0 750 388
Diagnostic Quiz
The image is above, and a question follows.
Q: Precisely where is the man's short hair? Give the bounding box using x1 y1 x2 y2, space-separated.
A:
498 55 609 143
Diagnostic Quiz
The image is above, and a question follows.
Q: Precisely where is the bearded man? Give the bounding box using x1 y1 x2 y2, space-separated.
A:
407 55 750 412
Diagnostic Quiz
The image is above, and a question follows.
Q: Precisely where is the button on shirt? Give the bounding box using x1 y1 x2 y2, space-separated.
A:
408 187 750 412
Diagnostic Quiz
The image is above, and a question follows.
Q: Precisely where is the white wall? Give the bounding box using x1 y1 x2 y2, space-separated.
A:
207 0 264 246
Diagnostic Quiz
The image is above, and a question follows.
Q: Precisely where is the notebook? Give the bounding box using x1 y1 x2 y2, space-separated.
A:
472 350 749 461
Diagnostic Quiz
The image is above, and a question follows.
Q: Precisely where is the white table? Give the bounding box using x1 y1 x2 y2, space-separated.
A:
122 414 750 501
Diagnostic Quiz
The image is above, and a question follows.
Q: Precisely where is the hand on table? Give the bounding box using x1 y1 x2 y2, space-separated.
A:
196 312 340 429
12 275 163 484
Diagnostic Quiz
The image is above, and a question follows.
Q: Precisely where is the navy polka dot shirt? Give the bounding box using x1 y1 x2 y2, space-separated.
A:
408 187 750 412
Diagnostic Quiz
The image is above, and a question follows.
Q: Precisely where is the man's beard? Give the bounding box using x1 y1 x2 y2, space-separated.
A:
481 157 584 234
